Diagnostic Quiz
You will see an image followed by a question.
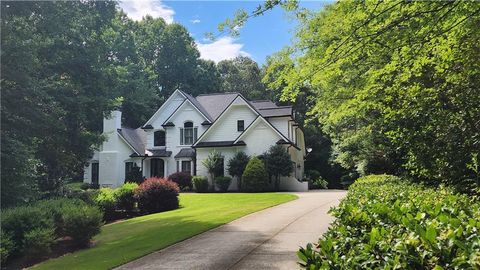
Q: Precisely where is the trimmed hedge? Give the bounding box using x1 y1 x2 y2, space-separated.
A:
215 176 232 192
192 176 209 193
241 157 269 192
114 182 138 211
298 175 480 269
134 177 180 214
94 188 116 220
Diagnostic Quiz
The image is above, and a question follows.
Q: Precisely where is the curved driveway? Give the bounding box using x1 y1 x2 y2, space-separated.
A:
116 190 346 270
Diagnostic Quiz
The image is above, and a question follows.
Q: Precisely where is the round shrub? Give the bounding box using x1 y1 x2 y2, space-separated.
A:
241 156 269 192
94 188 116 220
134 177 180 214
37 198 88 237
168 172 192 190
192 176 209 193
215 176 232 192
63 204 103 246
114 182 138 211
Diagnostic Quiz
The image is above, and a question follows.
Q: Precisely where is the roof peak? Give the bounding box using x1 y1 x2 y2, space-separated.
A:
196 92 239 97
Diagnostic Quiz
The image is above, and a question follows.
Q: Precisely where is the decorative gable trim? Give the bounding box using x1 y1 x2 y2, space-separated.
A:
193 94 260 146
233 117 291 146
144 89 184 126
162 98 210 125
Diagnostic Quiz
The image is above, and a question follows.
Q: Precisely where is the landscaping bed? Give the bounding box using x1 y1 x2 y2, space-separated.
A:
298 175 480 269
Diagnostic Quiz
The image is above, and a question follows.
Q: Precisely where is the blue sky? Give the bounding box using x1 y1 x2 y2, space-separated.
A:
118 1 328 65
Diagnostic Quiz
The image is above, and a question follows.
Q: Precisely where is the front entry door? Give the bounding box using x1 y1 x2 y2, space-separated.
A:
150 158 164 177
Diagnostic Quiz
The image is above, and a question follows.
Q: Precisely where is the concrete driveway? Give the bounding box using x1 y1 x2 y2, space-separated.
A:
116 190 346 270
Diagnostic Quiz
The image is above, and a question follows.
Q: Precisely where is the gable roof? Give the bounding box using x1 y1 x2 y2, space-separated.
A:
117 128 146 155
178 90 213 122
250 100 293 118
233 116 290 145
144 89 185 127
195 93 238 120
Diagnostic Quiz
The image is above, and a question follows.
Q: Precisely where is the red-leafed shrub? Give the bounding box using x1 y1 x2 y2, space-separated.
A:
134 177 180 214
168 172 192 190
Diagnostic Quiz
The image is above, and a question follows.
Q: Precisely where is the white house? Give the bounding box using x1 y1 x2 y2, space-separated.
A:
83 90 308 191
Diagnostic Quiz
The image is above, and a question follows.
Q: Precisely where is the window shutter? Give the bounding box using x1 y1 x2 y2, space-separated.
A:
194 127 198 142
180 128 184 145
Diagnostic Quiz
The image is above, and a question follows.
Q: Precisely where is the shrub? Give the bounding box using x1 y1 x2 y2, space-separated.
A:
125 165 143 184
37 198 88 236
298 175 480 269
192 176 209 193
168 172 192 190
311 177 328 189
94 188 116 220
1 206 54 256
215 176 232 192
63 205 103 246
241 157 269 192
227 152 250 189
263 145 293 191
67 189 99 205
134 178 180 214
114 182 138 211
80 182 91 190
22 227 55 258
0 230 14 263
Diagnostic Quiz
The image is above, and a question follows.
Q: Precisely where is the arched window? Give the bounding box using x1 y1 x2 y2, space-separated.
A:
154 130 166 146
180 121 197 145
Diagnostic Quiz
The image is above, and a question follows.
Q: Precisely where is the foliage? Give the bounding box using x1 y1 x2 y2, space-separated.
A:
134 177 180 214
217 56 266 100
261 1 480 189
62 205 103 246
22 228 56 258
37 198 87 237
298 175 480 269
0 230 14 263
312 178 328 190
202 150 224 189
263 145 293 190
94 188 117 220
227 151 250 189
242 157 269 192
192 176 209 193
33 193 297 270
114 182 138 211
168 172 193 190
125 165 143 184
215 176 232 192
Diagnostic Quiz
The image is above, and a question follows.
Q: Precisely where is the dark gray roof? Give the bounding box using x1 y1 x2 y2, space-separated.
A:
257 106 293 118
180 91 213 122
250 100 277 109
117 128 146 155
174 148 195 158
146 149 172 157
195 93 238 120
194 141 246 148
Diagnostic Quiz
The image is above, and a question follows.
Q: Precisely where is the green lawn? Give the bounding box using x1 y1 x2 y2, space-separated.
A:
32 193 297 270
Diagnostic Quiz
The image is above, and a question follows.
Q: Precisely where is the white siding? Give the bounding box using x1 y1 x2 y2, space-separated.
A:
202 104 257 142
267 117 290 139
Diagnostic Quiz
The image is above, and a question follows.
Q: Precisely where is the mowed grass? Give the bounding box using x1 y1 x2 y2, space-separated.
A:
32 193 297 270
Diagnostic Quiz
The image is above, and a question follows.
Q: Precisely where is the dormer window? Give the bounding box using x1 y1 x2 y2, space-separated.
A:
237 120 244 132
180 121 197 145
154 130 166 146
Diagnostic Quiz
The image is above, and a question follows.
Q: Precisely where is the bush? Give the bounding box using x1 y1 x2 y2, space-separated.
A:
298 175 480 269
37 198 88 236
66 189 99 205
114 182 138 211
1 206 54 257
63 205 103 246
168 172 192 190
80 182 92 190
215 176 232 192
22 227 55 258
94 188 116 220
241 157 269 192
192 176 209 193
0 230 14 263
134 177 180 214
311 177 328 189
227 152 250 189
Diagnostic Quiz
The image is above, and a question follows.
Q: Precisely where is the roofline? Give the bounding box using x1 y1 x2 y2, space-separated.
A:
162 98 211 125
233 116 291 145
178 90 213 122
144 89 183 126
116 129 140 155
196 92 239 96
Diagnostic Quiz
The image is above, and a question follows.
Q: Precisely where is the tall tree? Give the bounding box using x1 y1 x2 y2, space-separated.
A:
218 56 266 100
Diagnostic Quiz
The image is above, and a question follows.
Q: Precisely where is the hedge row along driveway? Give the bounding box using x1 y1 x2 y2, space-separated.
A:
32 193 297 270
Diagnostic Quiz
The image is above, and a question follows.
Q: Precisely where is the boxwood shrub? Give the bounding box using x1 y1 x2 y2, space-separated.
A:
192 176 209 193
134 177 180 214
215 176 232 192
241 156 269 192
114 182 138 211
298 175 480 269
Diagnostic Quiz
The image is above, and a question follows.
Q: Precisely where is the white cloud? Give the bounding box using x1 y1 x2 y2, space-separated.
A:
196 37 250 63
119 0 175 23
190 19 201 24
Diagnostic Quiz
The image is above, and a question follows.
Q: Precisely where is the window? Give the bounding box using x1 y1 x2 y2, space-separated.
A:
154 130 166 146
237 120 244 131
125 162 134 178
181 161 191 175
150 159 164 177
91 163 99 185
180 121 197 145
